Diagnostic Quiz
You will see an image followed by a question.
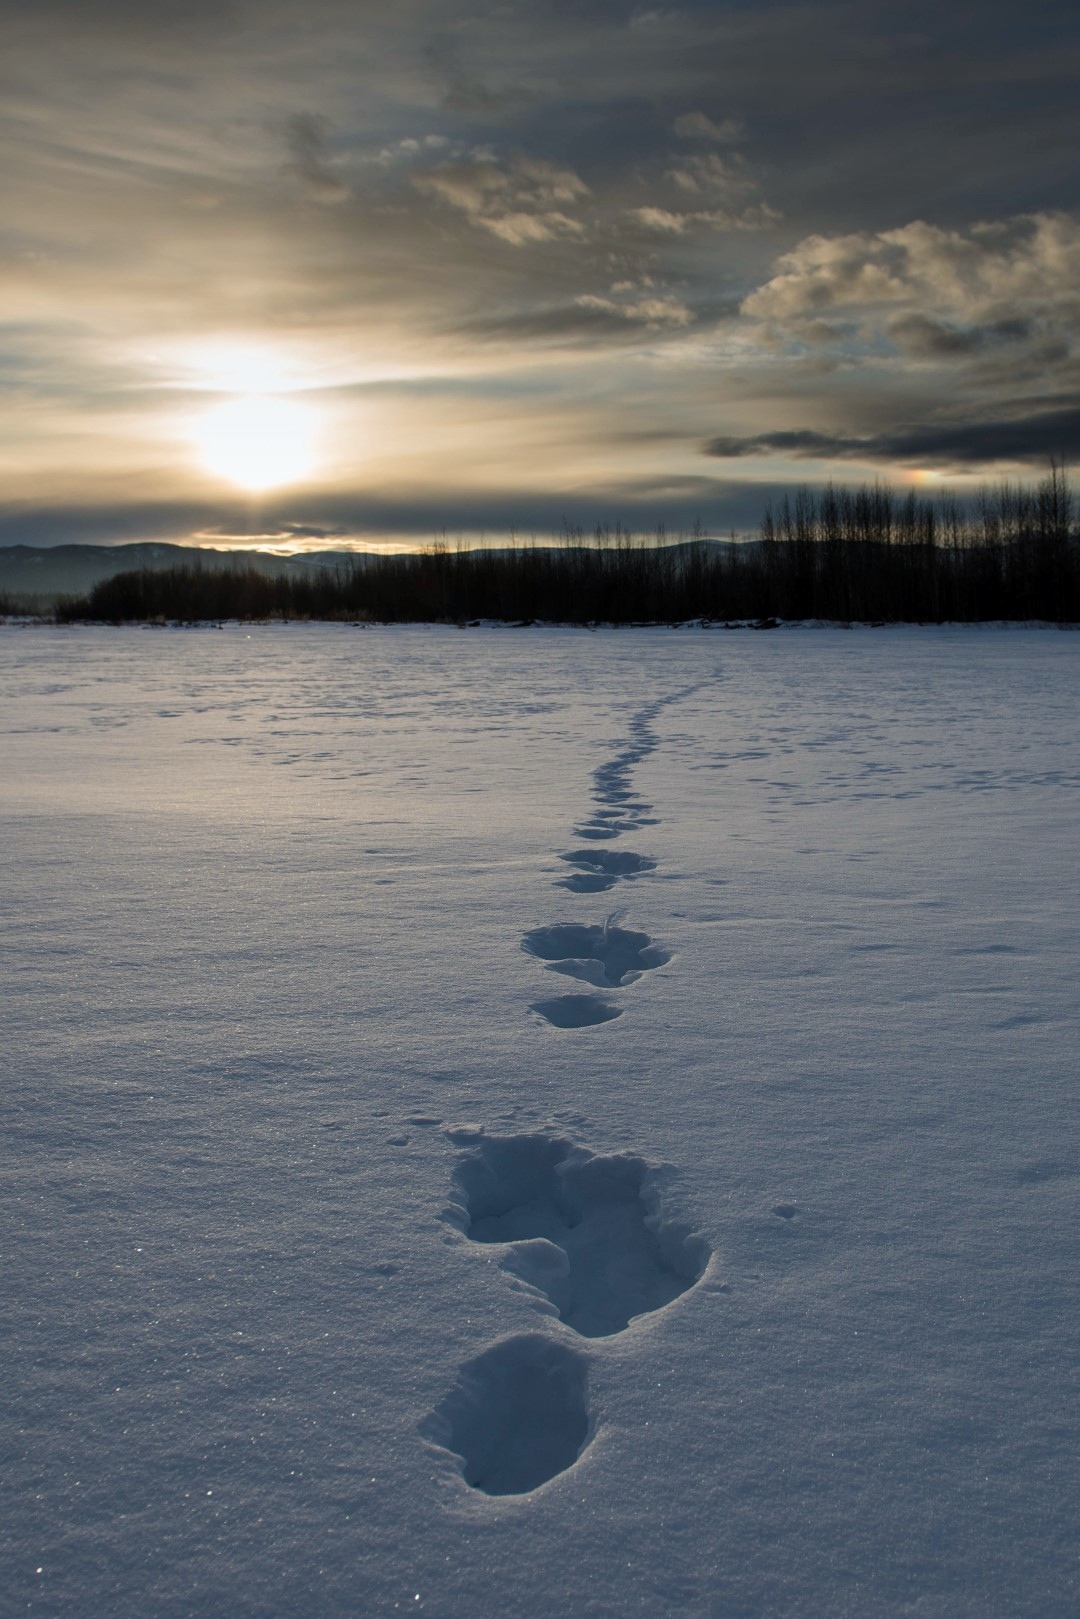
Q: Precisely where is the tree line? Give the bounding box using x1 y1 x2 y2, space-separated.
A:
55 466 1078 625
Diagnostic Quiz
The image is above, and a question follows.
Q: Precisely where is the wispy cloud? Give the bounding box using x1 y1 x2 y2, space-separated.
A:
630 202 778 234
576 292 693 327
281 113 349 205
413 155 590 244
672 111 745 143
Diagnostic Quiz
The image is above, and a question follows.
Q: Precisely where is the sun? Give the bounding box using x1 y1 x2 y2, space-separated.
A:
194 393 317 492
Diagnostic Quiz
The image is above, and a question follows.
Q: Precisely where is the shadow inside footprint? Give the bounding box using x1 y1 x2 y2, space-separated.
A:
557 871 620 893
523 921 670 989
531 995 622 1028
422 1334 591 1496
556 849 657 893
451 1134 710 1338
573 814 658 841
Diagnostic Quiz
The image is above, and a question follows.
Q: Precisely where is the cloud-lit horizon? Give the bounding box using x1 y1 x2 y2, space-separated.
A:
3 0 1079 549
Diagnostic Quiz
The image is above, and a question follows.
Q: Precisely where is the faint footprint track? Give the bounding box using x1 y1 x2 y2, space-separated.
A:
448 1133 711 1338
571 683 710 845
523 920 670 990
421 1333 591 1496
556 849 657 894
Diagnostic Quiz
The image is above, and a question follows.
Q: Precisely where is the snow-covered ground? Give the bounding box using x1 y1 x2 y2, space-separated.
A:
2 623 1077 1618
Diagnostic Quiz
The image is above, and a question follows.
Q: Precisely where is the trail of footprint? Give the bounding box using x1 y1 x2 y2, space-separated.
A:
421 1333 591 1496
572 683 707 846
449 1133 710 1339
426 682 719 1497
538 684 713 1027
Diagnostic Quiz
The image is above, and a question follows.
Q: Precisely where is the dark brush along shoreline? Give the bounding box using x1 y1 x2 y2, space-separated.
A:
30 470 1080 626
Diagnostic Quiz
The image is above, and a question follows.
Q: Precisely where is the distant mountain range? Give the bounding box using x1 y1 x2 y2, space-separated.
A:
0 544 366 607
0 538 737 609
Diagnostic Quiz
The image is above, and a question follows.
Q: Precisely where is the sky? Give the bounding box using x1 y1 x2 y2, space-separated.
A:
2 0 1079 549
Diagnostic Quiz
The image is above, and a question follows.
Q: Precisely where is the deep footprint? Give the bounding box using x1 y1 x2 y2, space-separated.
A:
523 920 670 989
422 1334 591 1496
531 994 622 1028
450 1133 710 1338
556 849 657 893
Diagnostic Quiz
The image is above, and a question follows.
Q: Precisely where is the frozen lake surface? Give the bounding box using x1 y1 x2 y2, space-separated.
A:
2 623 1078 1617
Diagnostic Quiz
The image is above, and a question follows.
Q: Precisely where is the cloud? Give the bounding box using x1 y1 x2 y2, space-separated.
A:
630 207 690 234
630 202 779 235
413 155 590 244
196 521 350 543
576 293 693 327
458 287 743 345
644 146 778 233
282 114 349 205
742 212 1080 358
672 111 744 143
422 37 541 120
482 211 584 245
0 481 777 548
668 152 753 198
9 0 240 40
703 405 1080 468
628 9 684 30
883 313 987 358
461 303 672 344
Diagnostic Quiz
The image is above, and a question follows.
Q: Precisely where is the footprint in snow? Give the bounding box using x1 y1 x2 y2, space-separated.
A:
523 920 670 992
530 994 622 1028
449 1133 710 1339
573 806 658 841
555 848 657 894
422 1334 591 1496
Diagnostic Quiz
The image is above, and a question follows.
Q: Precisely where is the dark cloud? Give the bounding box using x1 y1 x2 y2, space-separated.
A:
704 406 1080 469
2 0 239 33
672 111 745 144
884 314 987 358
198 521 351 543
281 114 349 205
460 302 686 345
0 479 778 548
422 38 539 121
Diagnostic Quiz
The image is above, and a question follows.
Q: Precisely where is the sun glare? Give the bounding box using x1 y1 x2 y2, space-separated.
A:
194 394 317 492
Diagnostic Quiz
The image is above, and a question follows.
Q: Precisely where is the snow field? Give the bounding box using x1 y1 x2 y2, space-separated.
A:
1 623 1078 1618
